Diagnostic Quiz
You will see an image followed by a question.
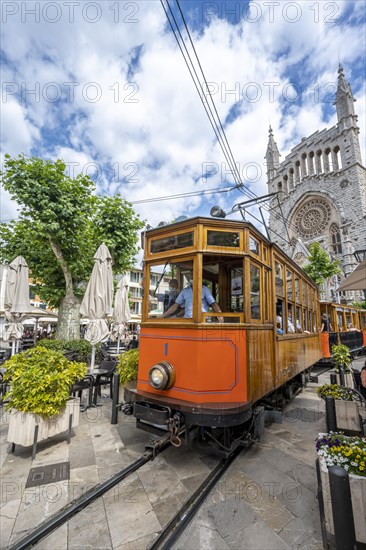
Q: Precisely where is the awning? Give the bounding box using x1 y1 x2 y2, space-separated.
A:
337 260 366 292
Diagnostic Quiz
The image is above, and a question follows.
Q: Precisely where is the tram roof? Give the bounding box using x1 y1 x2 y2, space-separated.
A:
144 216 318 287
145 216 269 241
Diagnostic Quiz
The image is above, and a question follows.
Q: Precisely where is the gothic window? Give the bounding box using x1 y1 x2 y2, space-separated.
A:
330 223 342 254
294 198 332 239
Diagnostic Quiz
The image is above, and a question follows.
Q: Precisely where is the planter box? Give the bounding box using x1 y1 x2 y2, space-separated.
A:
7 397 80 447
320 459 366 544
335 372 355 388
335 399 362 433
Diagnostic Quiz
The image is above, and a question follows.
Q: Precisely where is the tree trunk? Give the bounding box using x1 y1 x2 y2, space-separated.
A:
56 292 81 341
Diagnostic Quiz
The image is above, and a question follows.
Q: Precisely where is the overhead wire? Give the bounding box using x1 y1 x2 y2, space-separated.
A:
173 0 300 239
164 0 293 244
160 0 244 191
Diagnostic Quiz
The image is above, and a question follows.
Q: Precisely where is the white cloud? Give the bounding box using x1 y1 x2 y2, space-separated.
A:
0 0 364 230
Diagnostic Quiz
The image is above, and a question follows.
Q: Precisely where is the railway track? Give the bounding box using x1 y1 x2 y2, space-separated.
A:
149 440 250 550
8 431 179 550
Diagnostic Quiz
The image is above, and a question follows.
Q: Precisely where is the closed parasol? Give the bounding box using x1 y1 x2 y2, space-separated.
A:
4 256 32 354
111 275 131 354
80 244 114 368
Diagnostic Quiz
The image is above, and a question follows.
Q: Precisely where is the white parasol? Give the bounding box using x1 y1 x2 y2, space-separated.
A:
80 244 114 368
4 256 32 355
111 275 131 354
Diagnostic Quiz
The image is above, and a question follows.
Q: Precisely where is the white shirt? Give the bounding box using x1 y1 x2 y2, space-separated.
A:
287 317 295 333
175 285 216 318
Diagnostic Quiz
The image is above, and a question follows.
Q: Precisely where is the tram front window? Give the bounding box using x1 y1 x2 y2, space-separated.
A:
147 260 193 319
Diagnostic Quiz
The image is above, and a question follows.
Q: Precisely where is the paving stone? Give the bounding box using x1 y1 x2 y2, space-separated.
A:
12 481 68 535
277 516 323 549
181 472 211 493
224 515 291 549
0 498 21 548
103 478 161 547
114 532 159 550
90 424 124 454
175 524 230 550
138 462 189 506
162 446 212 479
69 443 96 469
67 498 112 549
196 496 257 538
69 465 99 501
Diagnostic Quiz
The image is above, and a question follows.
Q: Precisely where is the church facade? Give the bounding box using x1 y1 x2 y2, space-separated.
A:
266 66 366 302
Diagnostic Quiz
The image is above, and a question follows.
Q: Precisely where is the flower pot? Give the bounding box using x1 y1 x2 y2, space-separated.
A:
7 397 80 447
319 459 366 544
334 399 363 433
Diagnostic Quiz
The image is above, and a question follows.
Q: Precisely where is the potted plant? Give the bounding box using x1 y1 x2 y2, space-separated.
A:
317 384 364 433
331 344 353 387
316 433 366 544
116 349 139 385
3 347 87 447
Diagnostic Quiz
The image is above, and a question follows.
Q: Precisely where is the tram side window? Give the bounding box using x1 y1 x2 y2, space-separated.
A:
250 264 261 320
286 270 293 302
275 261 284 298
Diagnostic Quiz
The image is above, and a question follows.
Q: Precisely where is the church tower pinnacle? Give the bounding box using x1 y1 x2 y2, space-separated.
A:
265 125 280 182
334 64 357 123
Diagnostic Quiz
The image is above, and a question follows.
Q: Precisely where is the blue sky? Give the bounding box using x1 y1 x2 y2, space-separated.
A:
1 0 365 231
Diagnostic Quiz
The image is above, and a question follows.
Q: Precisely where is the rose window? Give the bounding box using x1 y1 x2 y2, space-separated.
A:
294 199 331 238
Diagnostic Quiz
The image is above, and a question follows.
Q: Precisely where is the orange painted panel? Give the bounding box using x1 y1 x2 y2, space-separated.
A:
321 332 331 358
363 329 366 347
137 327 247 404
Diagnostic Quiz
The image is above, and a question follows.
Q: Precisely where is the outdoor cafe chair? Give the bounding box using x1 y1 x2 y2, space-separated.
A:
92 360 118 405
70 374 94 411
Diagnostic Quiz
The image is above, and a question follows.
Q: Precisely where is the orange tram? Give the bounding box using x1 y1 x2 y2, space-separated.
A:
124 217 366 447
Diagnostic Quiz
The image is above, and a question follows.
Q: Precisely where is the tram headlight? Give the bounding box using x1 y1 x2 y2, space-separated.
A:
148 361 175 390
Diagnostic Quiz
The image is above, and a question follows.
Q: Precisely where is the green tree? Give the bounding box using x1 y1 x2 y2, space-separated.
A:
303 242 341 287
0 155 144 340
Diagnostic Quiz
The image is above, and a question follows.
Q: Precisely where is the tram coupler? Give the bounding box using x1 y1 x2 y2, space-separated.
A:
121 403 134 415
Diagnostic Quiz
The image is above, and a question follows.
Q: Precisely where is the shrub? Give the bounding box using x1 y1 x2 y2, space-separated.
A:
317 384 356 401
116 350 139 384
331 344 351 373
3 348 87 418
316 433 366 477
36 338 96 363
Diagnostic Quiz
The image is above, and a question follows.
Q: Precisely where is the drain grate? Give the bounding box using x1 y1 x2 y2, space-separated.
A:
284 407 324 423
25 462 70 488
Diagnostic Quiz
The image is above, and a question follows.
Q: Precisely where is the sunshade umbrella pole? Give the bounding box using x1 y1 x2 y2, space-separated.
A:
90 345 96 370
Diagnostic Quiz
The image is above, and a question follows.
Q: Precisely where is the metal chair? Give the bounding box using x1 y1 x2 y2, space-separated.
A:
70 375 94 411
92 360 118 405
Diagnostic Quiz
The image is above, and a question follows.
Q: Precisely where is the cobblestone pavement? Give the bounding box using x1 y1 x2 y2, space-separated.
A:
1 356 364 549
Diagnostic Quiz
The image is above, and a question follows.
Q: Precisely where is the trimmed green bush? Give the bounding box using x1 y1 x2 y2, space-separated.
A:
3 348 87 418
116 350 139 384
36 338 97 362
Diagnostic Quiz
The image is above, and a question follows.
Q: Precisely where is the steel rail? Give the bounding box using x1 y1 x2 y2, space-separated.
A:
9 438 173 550
148 441 248 550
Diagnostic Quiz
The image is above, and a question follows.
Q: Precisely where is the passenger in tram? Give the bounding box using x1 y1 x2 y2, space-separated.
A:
321 314 332 332
347 323 361 332
163 279 179 313
162 272 223 322
287 313 295 333
295 319 303 333
276 305 284 334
